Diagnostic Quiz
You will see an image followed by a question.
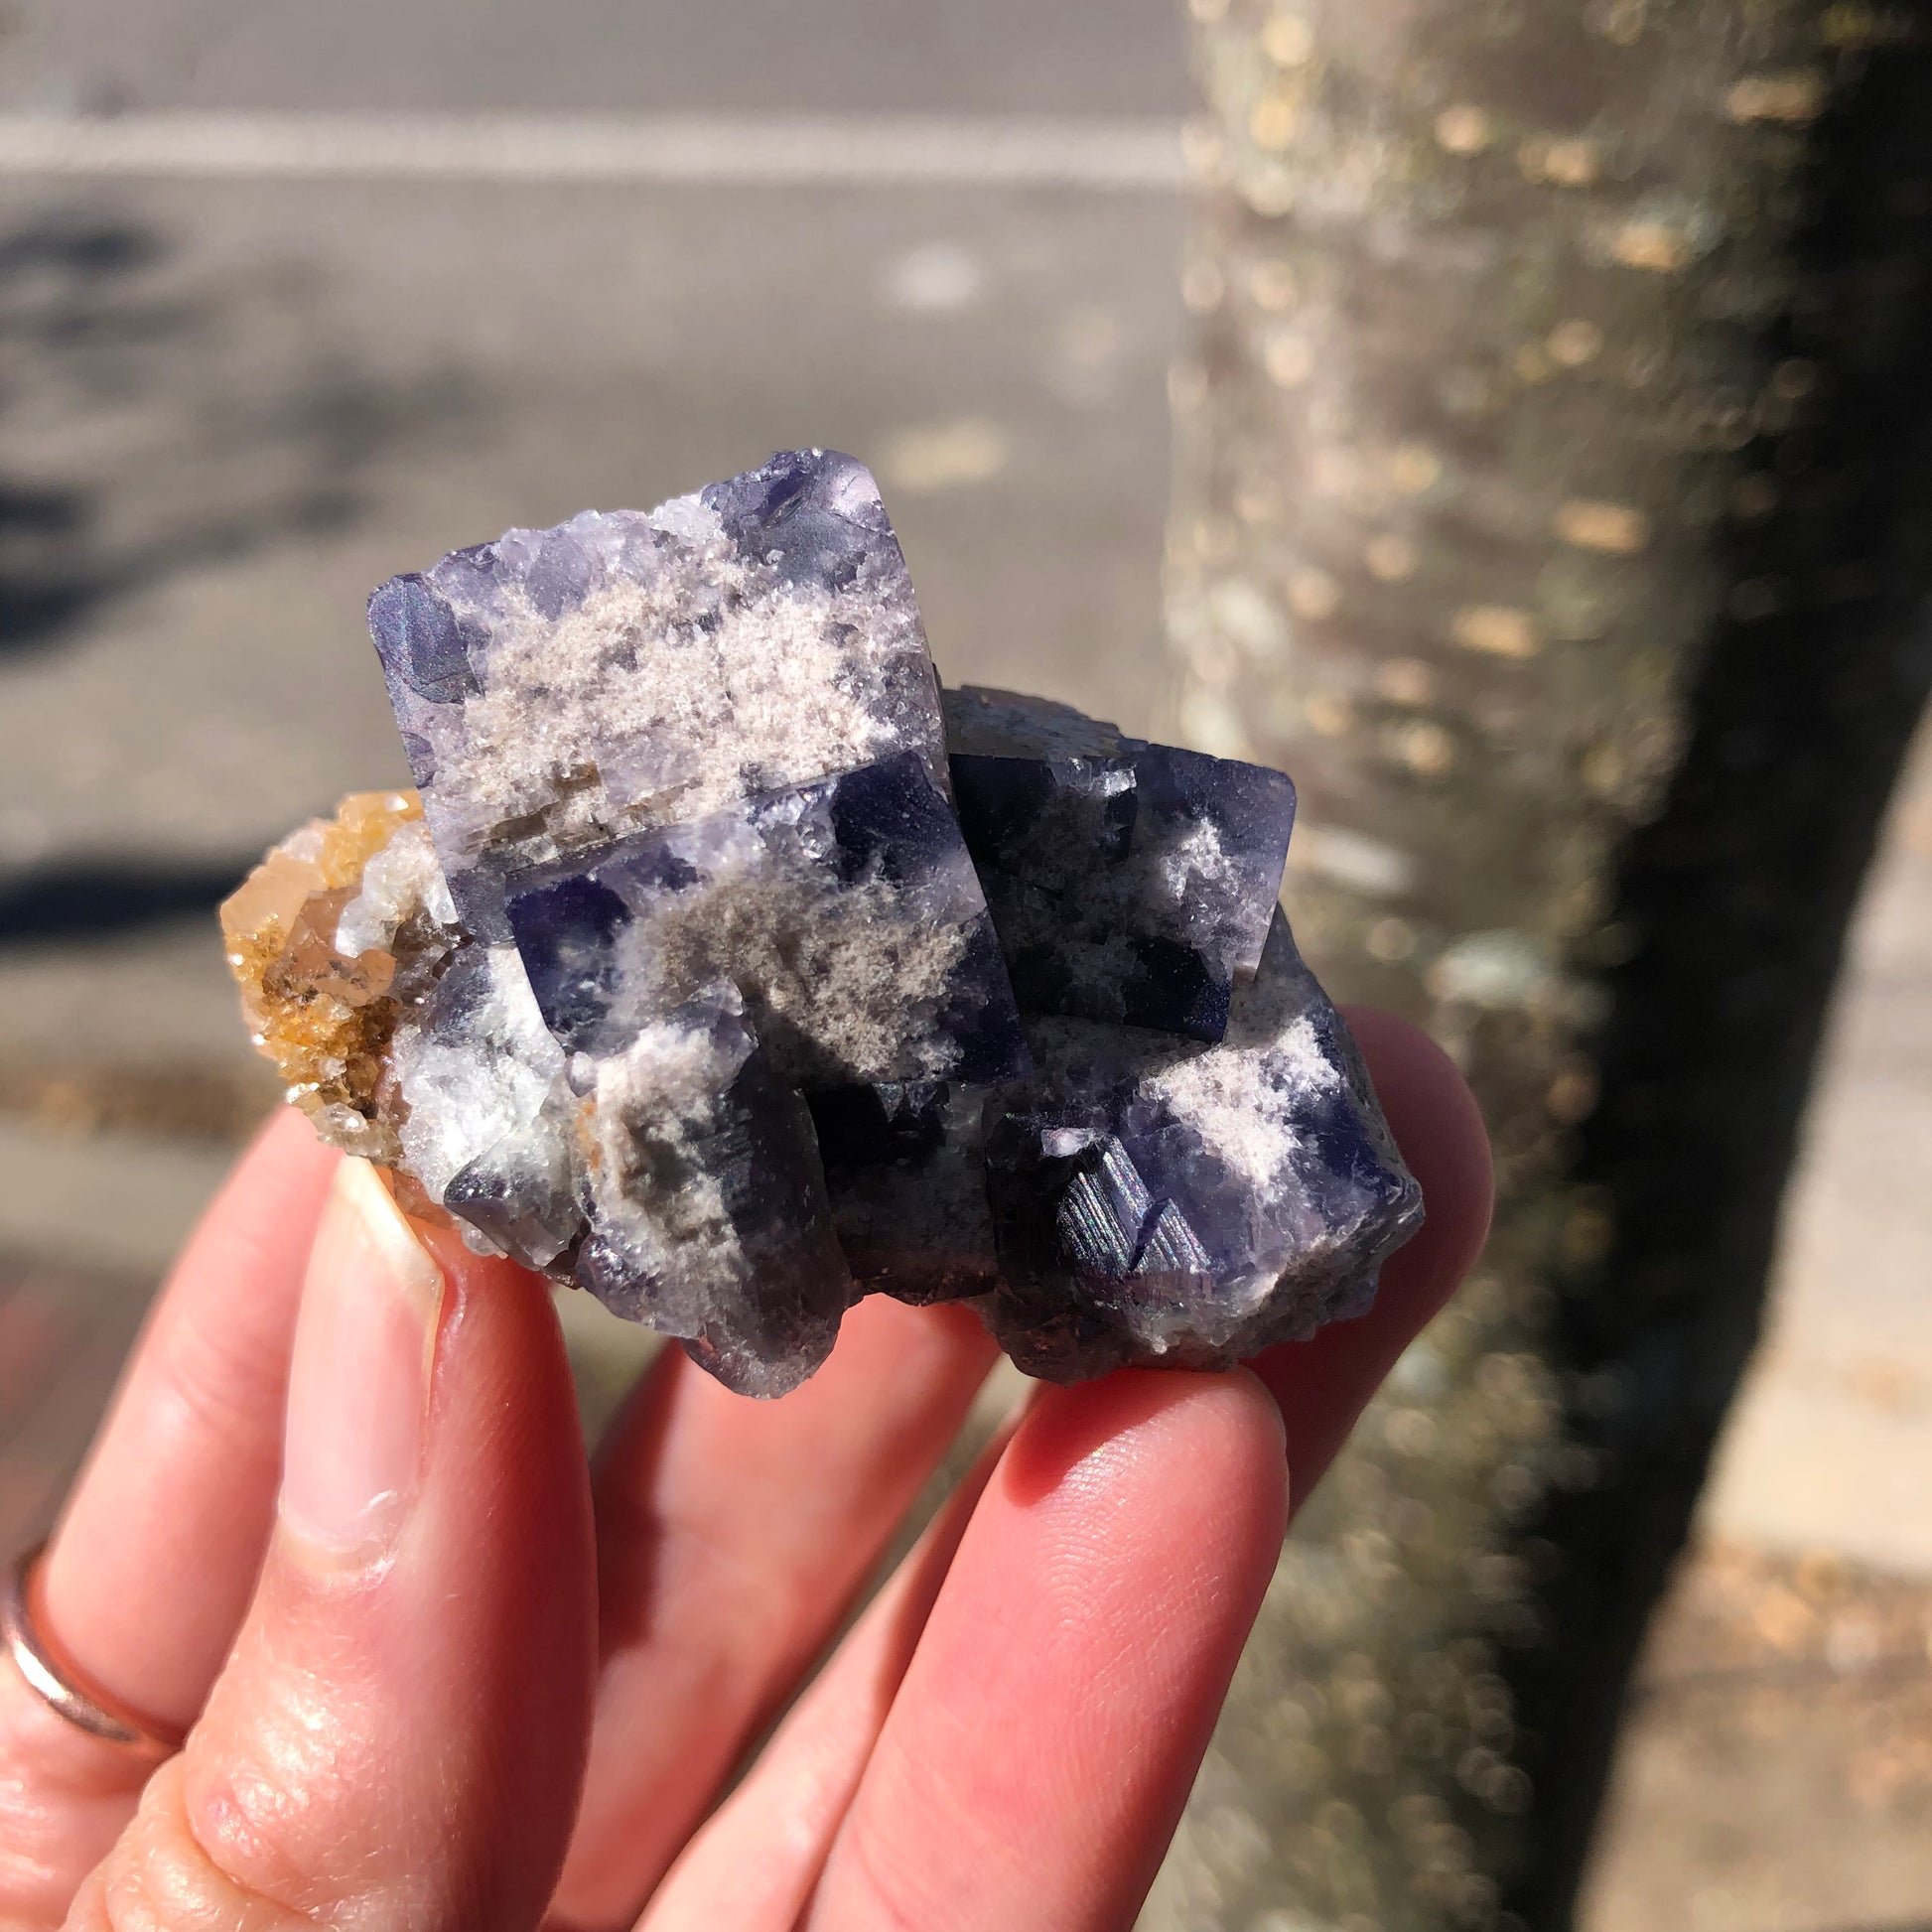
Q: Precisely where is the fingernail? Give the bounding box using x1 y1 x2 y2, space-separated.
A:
280 1158 445 1560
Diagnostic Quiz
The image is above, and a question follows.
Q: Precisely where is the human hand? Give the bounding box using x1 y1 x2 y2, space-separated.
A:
0 1009 1488 1932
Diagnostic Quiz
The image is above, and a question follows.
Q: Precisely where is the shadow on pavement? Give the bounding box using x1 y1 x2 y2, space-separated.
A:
0 203 475 661
0 856 258 944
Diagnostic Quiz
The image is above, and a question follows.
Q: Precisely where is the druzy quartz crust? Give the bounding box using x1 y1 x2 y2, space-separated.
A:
224 450 1421 1396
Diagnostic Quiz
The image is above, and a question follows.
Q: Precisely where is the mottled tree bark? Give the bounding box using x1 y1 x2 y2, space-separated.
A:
1149 0 1932 1923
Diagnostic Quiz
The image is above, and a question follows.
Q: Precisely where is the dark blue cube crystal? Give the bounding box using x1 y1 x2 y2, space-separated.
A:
808 1080 956 1170
700 446 891 589
976 911 1423 1382
943 686 1296 1044
504 871 631 1054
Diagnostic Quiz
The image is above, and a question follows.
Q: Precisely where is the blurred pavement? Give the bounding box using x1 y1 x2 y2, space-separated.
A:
0 2 1927 1924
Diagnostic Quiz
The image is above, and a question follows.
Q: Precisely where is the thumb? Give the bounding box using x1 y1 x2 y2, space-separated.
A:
69 1160 597 1932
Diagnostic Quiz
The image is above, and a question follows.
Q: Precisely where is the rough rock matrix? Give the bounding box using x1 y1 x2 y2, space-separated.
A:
224 449 1420 1394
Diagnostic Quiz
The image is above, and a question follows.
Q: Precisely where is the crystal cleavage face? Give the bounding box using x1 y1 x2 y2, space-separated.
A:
223 449 1422 1396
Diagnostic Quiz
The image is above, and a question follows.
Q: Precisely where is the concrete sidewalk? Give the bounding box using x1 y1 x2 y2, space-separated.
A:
1696 723 1932 1576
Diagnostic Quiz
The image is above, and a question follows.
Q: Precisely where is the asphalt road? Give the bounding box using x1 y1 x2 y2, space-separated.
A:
4 0 1189 116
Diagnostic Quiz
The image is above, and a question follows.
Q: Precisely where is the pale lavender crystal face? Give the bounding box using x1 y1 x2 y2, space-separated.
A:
943 686 1296 1042
347 450 1420 1397
368 448 947 942
389 940 582 1276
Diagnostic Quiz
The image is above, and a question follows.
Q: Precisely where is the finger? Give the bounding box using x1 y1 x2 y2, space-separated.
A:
44 1109 337 1724
65 1159 596 1932
1251 1006 1492 1515
802 1368 1289 1932
638 1427 1005 1932
0 1109 336 1921
549 1296 999 1931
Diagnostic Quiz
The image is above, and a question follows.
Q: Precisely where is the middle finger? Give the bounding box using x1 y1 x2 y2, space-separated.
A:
547 1292 999 1932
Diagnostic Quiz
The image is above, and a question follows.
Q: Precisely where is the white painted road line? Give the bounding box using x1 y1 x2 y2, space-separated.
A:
0 113 1187 191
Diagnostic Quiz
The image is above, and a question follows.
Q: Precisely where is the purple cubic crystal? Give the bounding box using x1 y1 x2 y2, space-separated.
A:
368 449 947 941
356 452 1005 1394
975 910 1423 1381
943 686 1296 1042
574 984 853 1397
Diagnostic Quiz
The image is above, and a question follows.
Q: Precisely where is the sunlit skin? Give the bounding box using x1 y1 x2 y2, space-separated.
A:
0 1008 1488 1932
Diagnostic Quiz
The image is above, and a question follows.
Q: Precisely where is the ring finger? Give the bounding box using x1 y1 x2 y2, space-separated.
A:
0 1108 337 1921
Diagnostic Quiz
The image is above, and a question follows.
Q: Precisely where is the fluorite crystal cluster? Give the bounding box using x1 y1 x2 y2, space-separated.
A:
224 450 1421 1395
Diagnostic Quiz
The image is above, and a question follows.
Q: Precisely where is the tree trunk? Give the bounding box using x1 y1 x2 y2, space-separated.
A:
1150 0 1932 1922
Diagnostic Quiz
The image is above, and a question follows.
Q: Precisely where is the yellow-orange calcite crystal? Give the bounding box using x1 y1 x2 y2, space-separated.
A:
220 788 441 1160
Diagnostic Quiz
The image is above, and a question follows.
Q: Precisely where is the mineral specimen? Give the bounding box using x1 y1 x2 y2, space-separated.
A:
223 449 1421 1396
